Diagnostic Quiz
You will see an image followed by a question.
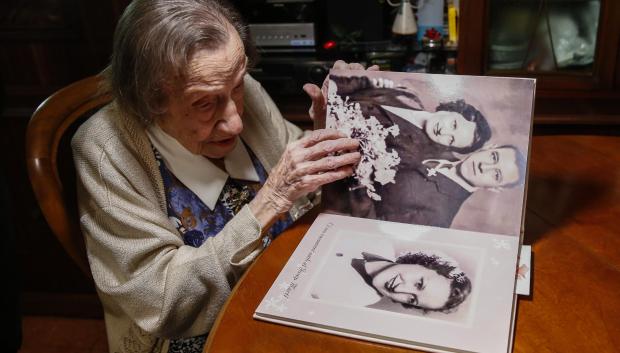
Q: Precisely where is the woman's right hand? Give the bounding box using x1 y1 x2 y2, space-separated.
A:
303 60 380 121
249 129 360 229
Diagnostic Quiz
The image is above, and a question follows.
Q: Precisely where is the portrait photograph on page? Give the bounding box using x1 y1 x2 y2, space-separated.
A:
322 70 535 236
307 230 481 326
254 214 520 353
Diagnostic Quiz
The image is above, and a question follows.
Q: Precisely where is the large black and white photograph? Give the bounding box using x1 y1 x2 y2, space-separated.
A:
307 230 480 325
322 70 535 236
255 214 521 353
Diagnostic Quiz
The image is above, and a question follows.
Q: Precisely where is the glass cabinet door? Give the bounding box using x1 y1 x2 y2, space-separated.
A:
487 0 601 73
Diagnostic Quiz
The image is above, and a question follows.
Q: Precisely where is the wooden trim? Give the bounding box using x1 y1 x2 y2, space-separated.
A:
25 75 112 278
591 0 620 90
457 0 487 75
535 114 620 125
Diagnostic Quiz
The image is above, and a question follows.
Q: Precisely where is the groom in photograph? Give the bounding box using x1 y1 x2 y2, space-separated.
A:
372 145 527 228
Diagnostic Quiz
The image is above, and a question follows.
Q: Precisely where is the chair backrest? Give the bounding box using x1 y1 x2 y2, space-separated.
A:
26 75 112 278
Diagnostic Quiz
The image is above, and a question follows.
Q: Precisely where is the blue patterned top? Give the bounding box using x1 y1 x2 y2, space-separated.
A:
152 143 293 353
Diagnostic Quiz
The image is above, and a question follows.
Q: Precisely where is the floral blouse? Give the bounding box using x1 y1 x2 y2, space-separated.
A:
152 144 292 353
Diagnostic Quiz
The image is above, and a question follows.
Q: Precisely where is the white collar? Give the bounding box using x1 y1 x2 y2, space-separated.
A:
146 124 260 210
422 158 477 193
380 105 424 129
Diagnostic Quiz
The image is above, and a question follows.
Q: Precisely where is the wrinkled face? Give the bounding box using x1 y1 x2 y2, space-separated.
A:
459 147 519 188
158 26 247 158
370 262 452 310
424 111 476 149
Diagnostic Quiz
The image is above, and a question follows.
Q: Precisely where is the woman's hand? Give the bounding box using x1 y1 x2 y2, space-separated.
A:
249 129 360 229
371 77 394 89
303 60 380 121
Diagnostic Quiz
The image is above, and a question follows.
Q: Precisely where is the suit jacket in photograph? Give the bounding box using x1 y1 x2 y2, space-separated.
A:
374 163 472 228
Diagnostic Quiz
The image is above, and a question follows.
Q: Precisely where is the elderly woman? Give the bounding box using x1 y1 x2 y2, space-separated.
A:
72 1 367 352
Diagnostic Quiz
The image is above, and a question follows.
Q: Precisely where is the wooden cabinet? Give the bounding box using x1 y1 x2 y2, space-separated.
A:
0 0 131 317
0 0 130 108
458 0 620 124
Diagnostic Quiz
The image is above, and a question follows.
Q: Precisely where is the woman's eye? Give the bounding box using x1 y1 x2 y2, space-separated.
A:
416 278 424 290
194 100 214 110
452 120 457 129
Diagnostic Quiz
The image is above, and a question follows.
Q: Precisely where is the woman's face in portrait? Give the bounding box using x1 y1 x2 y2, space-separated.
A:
370 262 452 310
424 111 476 149
158 25 247 159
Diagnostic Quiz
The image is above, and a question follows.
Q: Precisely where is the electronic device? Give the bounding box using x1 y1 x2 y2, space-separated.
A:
231 0 395 96
233 0 391 55
248 56 333 95
233 0 318 53
249 23 315 52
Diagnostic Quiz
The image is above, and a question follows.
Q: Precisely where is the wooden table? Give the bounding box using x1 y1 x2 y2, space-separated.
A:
204 134 620 353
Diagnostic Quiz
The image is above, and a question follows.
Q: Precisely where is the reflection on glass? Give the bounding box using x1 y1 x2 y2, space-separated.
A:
488 0 600 72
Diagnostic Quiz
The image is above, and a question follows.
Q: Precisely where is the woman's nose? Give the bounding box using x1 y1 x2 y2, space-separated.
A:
219 99 243 135
479 163 493 173
400 279 416 292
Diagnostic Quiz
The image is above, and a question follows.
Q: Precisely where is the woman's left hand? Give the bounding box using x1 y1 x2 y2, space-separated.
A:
303 60 380 121
249 128 360 230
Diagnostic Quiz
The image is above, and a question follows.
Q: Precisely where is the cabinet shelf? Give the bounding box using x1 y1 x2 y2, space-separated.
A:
458 0 620 123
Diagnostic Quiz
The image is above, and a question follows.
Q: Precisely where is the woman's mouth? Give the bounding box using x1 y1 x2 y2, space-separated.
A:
211 137 236 147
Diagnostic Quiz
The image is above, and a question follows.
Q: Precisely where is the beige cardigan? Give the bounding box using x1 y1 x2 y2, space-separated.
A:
72 75 314 353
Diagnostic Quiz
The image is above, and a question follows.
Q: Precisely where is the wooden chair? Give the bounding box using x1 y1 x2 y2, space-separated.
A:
26 75 112 278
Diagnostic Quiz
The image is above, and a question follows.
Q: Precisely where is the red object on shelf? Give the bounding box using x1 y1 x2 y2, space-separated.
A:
424 28 441 40
323 40 337 50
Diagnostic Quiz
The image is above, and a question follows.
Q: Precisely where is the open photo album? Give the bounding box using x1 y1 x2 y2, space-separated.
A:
254 70 536 353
